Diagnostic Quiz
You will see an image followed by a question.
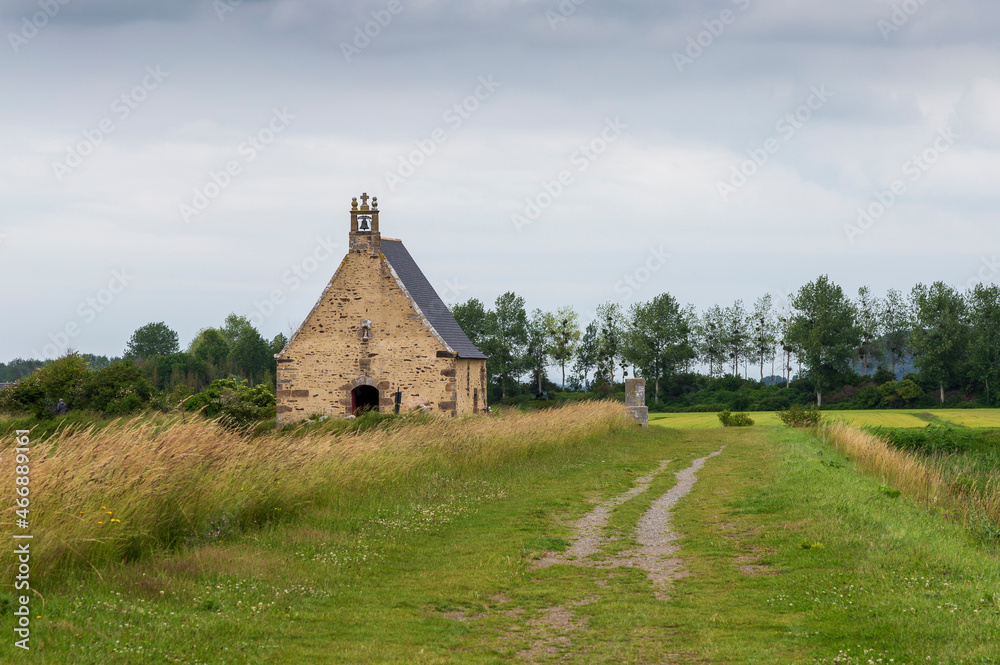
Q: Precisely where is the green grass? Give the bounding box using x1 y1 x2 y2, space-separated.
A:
5 417 1000 662
857 424 1000 534
930 409 1000 427
649 411 785 428
651 408 1000 429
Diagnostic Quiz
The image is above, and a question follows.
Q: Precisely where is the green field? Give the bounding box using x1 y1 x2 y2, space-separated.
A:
7 405 1000 663
650 408 1000 429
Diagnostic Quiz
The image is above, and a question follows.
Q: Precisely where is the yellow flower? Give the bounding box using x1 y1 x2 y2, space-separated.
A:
98 521 104 524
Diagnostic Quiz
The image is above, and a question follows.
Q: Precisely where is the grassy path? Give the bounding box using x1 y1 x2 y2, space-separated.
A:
9 423 1000 663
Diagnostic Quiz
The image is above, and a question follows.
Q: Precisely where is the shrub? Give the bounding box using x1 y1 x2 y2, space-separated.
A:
0 379 44 413
33 353 89 404
777 404 821 427
184 378 276 430
167 384 197 407
865 424 976 455
77 361 154 414
0 385 15 412
717 410 754 427
896 378 924 406
0 355 156 417
854 384 880 409
687 403 727 413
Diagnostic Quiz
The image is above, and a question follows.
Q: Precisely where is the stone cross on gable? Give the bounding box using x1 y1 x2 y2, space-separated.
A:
349 191 381 248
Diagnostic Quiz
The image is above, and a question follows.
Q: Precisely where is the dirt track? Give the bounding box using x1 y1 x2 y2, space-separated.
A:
518 448 726 659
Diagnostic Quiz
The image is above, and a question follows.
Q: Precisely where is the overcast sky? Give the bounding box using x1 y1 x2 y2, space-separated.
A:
2 0 999 361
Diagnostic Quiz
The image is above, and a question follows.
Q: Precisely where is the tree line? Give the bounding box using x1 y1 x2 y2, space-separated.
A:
1 313 286 394
5 275 999 415
452 275 1000 409
0 314 286 420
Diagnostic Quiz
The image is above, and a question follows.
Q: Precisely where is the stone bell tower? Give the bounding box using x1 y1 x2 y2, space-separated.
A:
275 193 490 424
349 192 381 254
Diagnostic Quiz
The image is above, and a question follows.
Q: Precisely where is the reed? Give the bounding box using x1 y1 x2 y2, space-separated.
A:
822 421 1000 540
5 401 628 579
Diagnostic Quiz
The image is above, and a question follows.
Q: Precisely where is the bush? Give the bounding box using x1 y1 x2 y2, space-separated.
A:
77 361 154 415
184 378 276 430
854 384 881 409
718 410 754 427
777 404 821 427
33 353 89 405
865 424 977 454
0 355 157 417
0 379 43 413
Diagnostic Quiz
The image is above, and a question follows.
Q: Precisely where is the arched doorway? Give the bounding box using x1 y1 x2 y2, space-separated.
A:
351 385 379 415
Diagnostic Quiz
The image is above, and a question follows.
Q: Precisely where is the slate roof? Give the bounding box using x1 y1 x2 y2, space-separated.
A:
381 239 488 359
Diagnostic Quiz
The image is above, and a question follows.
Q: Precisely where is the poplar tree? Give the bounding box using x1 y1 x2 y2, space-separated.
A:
573 322 599 390
750 295 777 382
854 286 884 377
910 282 968 404
724 300 749 378
623 293 695 402
966 284 1000 406
881 288 910 378
451 298 490 349
595 301 623 386
699 305 727 378
787 275 860 406
482 292 528 398
525 309 551 395
545 306 581 390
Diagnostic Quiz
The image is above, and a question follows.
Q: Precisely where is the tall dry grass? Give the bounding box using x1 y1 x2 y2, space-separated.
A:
822 421 1000 538
4 401 628 579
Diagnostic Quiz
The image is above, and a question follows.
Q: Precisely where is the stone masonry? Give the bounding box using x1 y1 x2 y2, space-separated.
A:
275 194 488 424
625 378 648 426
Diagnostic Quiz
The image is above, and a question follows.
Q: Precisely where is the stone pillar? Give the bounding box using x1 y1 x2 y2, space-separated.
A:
624 378 648 426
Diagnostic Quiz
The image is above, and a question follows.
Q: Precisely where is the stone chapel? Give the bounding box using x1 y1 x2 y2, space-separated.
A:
275 193 488 424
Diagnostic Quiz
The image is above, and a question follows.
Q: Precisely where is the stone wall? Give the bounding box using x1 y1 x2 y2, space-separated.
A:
454 358 489 415
276 246 475 424
625 378 648 426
